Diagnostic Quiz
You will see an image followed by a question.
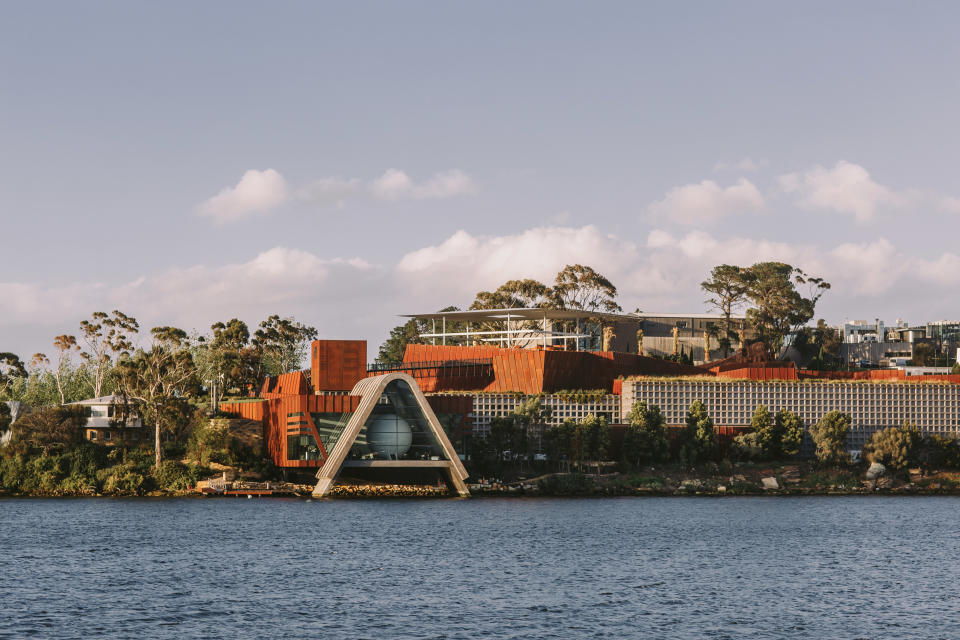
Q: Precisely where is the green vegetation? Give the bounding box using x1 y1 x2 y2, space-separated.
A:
0 310 314 481
863 424 918 470
678 400 717 465
541 415 610 472
737 405 804 461
0 407 273 496
0 442 199 496
809 411 851 465
700 261 830 353
700 264 748 357
622 401 669 466
551 389 610 404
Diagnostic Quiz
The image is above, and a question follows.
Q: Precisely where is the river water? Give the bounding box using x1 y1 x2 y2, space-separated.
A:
1 496 958 639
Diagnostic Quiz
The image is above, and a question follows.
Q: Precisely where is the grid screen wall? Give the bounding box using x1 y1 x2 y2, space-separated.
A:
457 393 622 440
623 379 960 451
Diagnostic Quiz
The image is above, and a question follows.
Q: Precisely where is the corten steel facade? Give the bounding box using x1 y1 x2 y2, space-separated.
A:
219 340 469 496
399 344 703 394
311 340 366 392
622 377 960 451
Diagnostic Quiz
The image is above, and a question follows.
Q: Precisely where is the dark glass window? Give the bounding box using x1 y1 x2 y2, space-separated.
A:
347 379 449 461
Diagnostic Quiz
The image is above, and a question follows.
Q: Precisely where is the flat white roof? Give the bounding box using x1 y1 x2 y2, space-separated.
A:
67 394 125 406
403 308 744 322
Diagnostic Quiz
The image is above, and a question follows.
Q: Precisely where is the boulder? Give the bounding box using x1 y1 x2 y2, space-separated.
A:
781 466 802 484
866 462 886 480
761 476 779 490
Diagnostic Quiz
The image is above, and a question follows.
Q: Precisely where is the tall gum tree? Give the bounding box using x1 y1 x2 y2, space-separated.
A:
79 310 139 398
700 264 749 357
116 326 197 468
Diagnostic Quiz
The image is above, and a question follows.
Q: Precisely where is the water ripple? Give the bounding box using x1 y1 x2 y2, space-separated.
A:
2 496 960 639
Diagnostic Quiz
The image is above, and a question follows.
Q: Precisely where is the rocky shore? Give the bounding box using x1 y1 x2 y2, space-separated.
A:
5 463 959 498
472 463 960 497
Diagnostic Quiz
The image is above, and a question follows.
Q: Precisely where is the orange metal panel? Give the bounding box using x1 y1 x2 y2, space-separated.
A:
312 340 367 392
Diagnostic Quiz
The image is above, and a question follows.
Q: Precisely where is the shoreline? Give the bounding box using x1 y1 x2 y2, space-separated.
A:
5 484 960 499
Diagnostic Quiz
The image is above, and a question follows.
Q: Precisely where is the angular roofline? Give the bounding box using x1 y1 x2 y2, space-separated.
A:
312 372 469 497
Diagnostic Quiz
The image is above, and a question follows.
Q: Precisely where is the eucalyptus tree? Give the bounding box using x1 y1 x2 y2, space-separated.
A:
196 318 254 400
0 352 27 399
116 326 198 468
376 320 423 365
551 264 621 313
252 315 318 376
741 262 830 352
471 279 553 310
52 334 79 404
700 264 749 356
78 310 139 397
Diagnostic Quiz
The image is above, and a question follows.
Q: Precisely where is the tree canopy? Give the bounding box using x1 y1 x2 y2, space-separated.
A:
809 411 851 465
678 400 716 465
701 264 749 356
622 401 669 466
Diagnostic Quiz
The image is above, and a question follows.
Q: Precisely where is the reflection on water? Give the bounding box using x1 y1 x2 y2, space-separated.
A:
2 496 959 639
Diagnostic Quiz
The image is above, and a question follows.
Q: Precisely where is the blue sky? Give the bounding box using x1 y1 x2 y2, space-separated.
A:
3 2 960 358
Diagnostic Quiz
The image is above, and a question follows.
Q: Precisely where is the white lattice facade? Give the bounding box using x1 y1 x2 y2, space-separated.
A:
456 393 621 440
623 378 960 451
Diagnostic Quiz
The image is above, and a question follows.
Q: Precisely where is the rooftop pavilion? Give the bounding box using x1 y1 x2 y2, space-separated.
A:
403 308 746 352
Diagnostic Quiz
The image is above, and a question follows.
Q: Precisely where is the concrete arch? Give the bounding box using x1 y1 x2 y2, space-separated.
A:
312 372 470 497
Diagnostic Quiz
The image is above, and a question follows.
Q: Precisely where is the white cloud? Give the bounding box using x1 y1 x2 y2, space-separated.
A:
778 161 898 223
370 168 476 200
939 197 960 214
198 169 289 223
296 177 361 206
647 178 765 225
779 161 960 223
200 168 477 221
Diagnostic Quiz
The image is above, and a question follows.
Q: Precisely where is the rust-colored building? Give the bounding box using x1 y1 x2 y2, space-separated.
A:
219 340 470 497
392 343 703 395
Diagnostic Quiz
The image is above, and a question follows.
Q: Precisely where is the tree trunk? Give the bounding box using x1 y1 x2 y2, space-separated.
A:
155 422 162 469
55 372 65 405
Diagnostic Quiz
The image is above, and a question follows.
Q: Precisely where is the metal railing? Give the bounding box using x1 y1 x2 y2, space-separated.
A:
367 358 494 378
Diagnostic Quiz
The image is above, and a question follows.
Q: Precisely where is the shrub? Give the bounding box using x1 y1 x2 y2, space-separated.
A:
809 411 851 465
732 432 762 461
678 400 716 465
537 473 595 495
153 460 200 491
863 426 913 470
622 402 669 466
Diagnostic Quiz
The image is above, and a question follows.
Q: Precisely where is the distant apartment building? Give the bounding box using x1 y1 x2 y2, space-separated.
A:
622 378 960 452
839 341 915 368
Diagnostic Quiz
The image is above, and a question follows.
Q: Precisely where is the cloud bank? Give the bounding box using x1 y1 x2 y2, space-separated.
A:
6 223 958 362
647 178 765 225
